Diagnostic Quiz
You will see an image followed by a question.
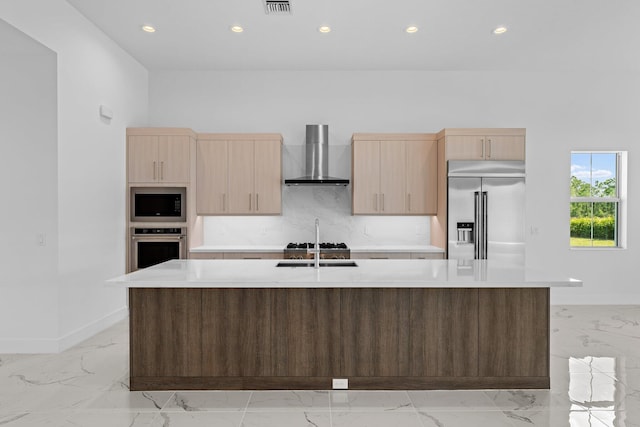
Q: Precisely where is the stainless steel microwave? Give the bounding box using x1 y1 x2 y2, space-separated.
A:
130 187 186 222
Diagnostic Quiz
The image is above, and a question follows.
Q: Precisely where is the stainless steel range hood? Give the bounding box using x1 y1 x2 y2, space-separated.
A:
285 125 349 186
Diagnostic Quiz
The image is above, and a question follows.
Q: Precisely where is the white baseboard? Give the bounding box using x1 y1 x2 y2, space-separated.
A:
57 306 128 352
0 306 128 354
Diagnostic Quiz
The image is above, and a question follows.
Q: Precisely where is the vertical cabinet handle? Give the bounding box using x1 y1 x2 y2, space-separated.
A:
407 194 411 212
382 193 385 212
160 161 164 180
374 193 378 211
222 193 226 212
153 161 157 180
474 191 481 259
486 138 492 158
249 193 252 211
256 193 259 212
481 138 485 159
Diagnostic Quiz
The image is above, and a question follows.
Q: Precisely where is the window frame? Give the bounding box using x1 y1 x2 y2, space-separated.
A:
570 151 624 250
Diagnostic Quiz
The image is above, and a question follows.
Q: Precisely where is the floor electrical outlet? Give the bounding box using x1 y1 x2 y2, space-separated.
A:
332 378 348 389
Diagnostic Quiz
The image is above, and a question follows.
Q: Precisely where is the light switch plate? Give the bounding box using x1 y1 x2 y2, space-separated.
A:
332 378 348 389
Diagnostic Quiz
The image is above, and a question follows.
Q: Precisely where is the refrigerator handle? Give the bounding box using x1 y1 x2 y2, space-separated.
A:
474 191 481 259
482 191 488 259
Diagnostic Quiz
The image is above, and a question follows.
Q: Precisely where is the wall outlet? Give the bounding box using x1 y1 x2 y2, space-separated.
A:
332 378 348 389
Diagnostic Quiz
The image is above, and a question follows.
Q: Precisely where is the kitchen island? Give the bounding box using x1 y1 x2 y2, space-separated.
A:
108 259 580 391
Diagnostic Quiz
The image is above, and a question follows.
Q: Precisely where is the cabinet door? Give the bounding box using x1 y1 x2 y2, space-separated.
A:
445 135 484 160
379 141 406 214
406 140 437 214
484 135 525 160
228 140 255 214
128 135 158 183
158 136 190 183
196 140 228 214
352 141 381 214
254 140 281 214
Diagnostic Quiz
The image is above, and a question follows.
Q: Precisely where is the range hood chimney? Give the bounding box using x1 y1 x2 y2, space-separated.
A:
284 125 349 186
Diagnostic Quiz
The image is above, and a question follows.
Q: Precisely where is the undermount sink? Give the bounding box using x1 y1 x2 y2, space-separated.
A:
276 261 358 268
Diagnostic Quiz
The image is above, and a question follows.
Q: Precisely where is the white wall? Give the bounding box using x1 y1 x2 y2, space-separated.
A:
0 0 149 352
0 20 58 351
150 70 640 304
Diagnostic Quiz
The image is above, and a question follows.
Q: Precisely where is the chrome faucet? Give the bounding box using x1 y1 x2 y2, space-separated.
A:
313 218 320 269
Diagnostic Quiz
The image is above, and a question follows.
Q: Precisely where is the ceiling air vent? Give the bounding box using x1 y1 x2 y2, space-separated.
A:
264 0 291 15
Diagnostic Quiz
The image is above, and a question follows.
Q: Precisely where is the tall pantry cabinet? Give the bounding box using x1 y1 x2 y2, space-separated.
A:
125 128 201 272
430 128 526 252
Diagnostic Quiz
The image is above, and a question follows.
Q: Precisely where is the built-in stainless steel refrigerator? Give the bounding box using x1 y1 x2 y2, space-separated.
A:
447 160 525 264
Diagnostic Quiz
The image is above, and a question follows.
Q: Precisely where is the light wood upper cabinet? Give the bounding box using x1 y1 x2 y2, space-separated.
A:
128 135 190 183
228 140 255 214
406 139 438 214
352 140 381 214
196 140 228 214
254 140 282 214
196 135 282 215
379 141 406 214
445 134 525 161
352 134 437 215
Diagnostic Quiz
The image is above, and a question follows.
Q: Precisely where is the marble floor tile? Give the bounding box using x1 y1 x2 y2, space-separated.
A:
0 411 157 427
162 391 252 412
332 411 423 427
83 388 174 412
1 307 640 426
504 410 618 427
407 390 499 411
64 411 159 427
150 411 244 427
241 410 331 427
245 391 330 412
417 410 517 427
330 391 414 412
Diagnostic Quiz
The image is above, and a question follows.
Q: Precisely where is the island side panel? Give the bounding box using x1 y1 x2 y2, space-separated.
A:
271 288 341 377
341 288 411 377
478 288 550 379
202 289 272 377
408 289 479 377
129 288 202 382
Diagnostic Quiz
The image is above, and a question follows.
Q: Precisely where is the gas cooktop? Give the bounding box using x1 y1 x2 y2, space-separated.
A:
286 242 348 250
284 242 350 259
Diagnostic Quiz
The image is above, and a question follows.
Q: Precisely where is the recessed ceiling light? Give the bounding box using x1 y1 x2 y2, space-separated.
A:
493 26 507 35
405 26 418 34
141 25 156 33
230 25 244 33
318 26 331 33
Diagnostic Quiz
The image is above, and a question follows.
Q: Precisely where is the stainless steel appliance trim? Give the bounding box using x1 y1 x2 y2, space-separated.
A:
448 160 525 178
482 191 488 259
129 227 187 272
130 186 187 223
474 191 480 259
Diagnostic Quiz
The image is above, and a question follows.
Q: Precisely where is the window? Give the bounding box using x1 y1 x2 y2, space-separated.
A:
570 151 625 248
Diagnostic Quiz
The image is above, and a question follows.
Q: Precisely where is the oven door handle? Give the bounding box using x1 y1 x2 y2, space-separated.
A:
131 235 185 240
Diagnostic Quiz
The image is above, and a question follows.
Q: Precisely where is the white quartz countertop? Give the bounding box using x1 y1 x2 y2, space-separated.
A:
107 259 581 289
190 245 445 253
190 245 283 253
349 245 445 253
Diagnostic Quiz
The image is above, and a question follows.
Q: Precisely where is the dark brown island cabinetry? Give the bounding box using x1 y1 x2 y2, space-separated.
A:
129 287 549 390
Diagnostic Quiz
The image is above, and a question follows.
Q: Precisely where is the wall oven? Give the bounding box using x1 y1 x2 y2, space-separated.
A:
130 227 186 271
131 187 186 222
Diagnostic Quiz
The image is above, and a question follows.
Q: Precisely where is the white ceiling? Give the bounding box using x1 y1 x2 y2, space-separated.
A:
66 0 640 71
